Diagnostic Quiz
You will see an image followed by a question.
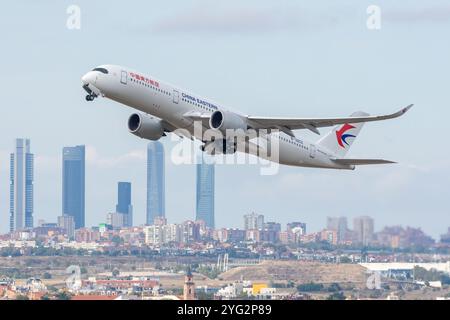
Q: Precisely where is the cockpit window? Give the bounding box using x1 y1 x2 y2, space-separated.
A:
92 67 109 74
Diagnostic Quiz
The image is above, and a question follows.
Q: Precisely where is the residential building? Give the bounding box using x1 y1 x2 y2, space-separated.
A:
213 228 246 243
75 228 100 242
287 222 306 235
181 220 201 243
57 215 75 239
106 212 126 229
321 229 338 245
244 212 264 230
353 216 374 246
326 216 348 244
144 225 163 245
154 216 167 226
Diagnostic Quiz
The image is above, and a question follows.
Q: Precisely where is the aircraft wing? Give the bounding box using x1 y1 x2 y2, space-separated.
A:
332 159 396 165
247 104 413 135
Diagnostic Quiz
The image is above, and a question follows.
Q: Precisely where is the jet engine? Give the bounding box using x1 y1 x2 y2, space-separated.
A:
128 113 165 140
209 110 247 133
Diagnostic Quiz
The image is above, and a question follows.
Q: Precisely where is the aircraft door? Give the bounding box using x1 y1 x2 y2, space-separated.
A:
120 70 127 84
173 90 179 104
309 144 316 158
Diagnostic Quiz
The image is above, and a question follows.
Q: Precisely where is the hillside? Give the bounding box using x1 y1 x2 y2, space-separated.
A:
219 260 367 286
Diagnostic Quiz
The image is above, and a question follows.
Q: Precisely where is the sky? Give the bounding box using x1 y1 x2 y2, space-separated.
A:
0 1 449 238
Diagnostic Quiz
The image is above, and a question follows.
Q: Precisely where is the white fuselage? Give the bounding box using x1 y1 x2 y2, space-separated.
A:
81 65 354 170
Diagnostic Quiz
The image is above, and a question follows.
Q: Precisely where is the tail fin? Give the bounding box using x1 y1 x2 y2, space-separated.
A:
317 111 369 157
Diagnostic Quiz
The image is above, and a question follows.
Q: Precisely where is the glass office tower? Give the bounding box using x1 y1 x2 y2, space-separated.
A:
146 141 165 225
10 138 34 231
62 145 85 229
196 158 215 229
116 182 133 227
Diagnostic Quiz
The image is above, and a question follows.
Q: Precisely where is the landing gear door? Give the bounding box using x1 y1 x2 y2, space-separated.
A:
173 90 179 104
309 144 316 158
120 70 127 84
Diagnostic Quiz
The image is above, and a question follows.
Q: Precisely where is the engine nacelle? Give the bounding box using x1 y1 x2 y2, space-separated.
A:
128 113 164 141
209 110 247 133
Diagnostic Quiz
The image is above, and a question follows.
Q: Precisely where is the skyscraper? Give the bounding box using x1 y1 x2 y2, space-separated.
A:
353 216 374 246
116 182 133 227
196 158 215 228
146 141 165 225
62 145 85 229
9 138 34 231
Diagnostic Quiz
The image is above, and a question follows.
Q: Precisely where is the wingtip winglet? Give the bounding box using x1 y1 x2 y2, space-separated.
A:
402 104 413 114
392 104 413 118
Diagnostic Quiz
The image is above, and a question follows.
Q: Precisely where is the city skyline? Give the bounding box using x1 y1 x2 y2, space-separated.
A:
1 136 446 247
0 2 449 239
1 137 447 240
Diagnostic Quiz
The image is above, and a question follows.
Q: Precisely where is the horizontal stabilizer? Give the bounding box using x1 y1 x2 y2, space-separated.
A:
332 158 396 165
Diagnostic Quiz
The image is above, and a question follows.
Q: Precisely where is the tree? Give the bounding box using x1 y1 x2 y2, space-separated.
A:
339 256 352 264
112 268 120 277
327 292 346 300
196 291 215 300
43 272 52 279
111 236 124 246
327 283 342 292
369 289 383 299
297 282 324 292
47 285 58 292
440 274 450 285
413 266 443 282
55 292 72 300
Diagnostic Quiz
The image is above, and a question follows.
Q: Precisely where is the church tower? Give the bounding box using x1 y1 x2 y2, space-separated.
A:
183 267 195 300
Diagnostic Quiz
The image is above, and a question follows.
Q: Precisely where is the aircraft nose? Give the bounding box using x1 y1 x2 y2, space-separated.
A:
81 71 96 85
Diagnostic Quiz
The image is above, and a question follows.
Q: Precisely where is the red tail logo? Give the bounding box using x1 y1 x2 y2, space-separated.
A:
336 124 356 148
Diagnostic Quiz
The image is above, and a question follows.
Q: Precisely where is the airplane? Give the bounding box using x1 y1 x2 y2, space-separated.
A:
81 64 412 170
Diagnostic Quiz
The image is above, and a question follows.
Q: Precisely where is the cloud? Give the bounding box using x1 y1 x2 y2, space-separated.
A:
35 154 61 171
371 168 414 193
0 146 147 173
85 145 146 169
384 6 450 23
151 6 339 35
149 4 450 36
